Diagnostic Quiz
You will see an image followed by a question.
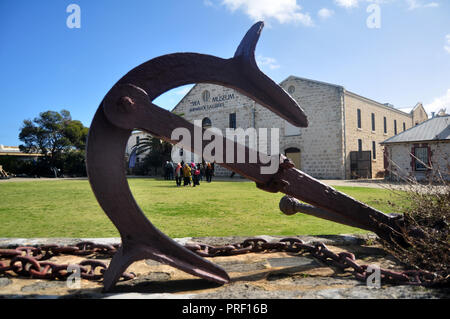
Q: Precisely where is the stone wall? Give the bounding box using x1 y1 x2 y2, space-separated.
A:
172 77 346 179
165 76 428 180
411 103 429 126
384 141 450 181
279 77 345 179
343 92 414 179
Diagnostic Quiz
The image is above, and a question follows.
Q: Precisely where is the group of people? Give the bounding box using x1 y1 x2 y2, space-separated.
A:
164 161 215 187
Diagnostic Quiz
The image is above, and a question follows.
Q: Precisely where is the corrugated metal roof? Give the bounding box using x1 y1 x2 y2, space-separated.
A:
381 115 450 144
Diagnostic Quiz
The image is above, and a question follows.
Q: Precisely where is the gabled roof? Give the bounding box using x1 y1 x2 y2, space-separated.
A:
381 115 450 144
171 84 200 112
282 76 414 116
280 75 344 90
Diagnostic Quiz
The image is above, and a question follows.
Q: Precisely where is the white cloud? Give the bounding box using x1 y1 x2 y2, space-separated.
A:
221 0 314 26
318 8 335 19
334 0 360 8
424 2 439 7
425 89 450 115
406 0 439 10
203 0 214 6
256 55 280 70
332 0 439 10
445 34 450 54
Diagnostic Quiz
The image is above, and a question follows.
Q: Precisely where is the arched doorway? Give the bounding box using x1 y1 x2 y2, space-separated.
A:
285 147 301 169
202 117 212 129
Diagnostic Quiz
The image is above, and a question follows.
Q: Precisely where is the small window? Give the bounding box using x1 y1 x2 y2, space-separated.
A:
179 148 184 156
357 109 361 129
403 122 406 131
136 136 140 144
285 120 301 136
394 120 397 135
414 147 428 171
383 116 387 134
202 90 210 102
229 113 236 129
358 139 362 152
288 85 295 94
371 113 375 131
372 141 376 159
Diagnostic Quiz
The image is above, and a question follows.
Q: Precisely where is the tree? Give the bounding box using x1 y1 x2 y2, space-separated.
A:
132 135 172 175
18 110 89 176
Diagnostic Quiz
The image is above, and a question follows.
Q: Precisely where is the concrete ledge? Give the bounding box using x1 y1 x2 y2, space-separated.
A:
0 234 377 248
0 234 448 299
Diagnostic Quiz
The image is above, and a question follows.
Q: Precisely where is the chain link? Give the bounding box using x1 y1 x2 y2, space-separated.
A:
0 238 439 287
0 243 134 282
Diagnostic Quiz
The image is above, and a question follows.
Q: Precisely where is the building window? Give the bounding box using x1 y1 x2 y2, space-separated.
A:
288 85 295 94
285 120 301 136
372 141 376 159
202 117 212 129
136 136 140 145
383 116 387 134
202 90 210 102
229 113 236 129
403 122 406 131
357 109 361 129
179 148 184 156
394 120 397 135
414 147 428 171
358 139 362 152
371 113 375 131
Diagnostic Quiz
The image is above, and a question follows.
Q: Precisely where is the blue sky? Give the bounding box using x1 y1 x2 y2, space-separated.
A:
1 0 449 146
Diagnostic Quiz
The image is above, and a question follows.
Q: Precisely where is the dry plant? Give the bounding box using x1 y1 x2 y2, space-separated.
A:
379 152 449 287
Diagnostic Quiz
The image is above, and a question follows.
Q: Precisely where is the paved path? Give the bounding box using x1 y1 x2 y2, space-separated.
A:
1 176 444 193
0 176 397 188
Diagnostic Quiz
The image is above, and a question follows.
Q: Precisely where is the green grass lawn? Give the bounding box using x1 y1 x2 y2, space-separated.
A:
0 178 406 238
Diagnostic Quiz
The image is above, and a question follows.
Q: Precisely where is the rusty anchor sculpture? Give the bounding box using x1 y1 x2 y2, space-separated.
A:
86 21 408 291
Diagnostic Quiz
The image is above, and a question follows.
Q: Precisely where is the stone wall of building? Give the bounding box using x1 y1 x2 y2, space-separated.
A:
278 77 345 179
385 141 450 181
343 92 414 179
411 103 429 126
172 77 347 179
169 76 428 180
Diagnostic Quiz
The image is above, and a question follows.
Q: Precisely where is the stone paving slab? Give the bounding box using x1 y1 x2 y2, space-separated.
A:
0 235 448 299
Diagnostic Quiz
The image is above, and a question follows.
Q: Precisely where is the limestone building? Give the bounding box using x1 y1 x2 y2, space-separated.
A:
381 114 450 182
159 76 428 179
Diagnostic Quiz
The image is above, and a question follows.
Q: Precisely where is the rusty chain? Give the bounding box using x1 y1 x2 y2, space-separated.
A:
0 241 135 282
0 238 438 287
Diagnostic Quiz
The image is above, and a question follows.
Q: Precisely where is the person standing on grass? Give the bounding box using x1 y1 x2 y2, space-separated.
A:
190 162 196 185
164 161 169 180
205 162 212 183
183 163 191 186
193 167 200 187
175 163 182 187
199 162 205 181
168 161 174 180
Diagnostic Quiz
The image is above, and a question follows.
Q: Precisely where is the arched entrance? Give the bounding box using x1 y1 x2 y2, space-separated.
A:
285 147 301 169
202 117 212 129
